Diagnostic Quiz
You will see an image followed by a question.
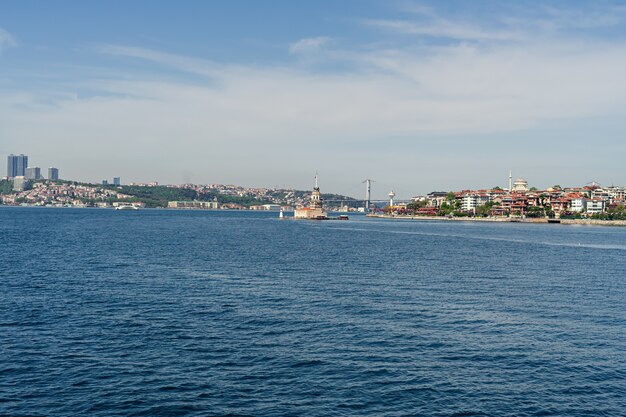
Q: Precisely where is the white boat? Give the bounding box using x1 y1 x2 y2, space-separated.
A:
115 205 139 210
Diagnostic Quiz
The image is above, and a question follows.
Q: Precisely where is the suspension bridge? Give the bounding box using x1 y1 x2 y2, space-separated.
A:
322 178 413 211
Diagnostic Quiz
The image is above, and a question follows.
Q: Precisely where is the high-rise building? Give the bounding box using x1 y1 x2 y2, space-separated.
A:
48 167 59 180
7 155 16 178
6 154 28 178
102 180 109 185
25 167 41 180
113 177 121 186
16 154 28 177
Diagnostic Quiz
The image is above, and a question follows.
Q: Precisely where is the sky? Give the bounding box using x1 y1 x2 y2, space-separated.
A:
2 0 626 199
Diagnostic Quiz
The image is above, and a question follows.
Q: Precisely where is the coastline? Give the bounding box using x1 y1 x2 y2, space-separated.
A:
366 214 626 227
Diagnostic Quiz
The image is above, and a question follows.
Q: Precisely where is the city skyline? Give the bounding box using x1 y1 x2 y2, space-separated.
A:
4 150 625 201
2 1 626 196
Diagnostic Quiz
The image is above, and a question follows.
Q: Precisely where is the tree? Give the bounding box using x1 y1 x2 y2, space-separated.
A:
476 201 496 217
525 205 545 218
407 200 427 210
437 202 454 216
0 180 13 194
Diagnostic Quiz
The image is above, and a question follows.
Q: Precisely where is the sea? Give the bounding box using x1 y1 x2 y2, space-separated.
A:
1 207 625 416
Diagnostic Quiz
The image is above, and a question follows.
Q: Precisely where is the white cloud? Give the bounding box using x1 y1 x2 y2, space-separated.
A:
0 28 17 51
364 18 524 42
100 44 224 77
4 37 626 189
365 3 626 43
4 5 626 190
289 36 331 54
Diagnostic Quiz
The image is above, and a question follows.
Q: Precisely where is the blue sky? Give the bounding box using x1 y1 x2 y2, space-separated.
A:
2 1 626 198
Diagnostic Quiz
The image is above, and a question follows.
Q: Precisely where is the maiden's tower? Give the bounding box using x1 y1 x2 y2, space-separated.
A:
294 174 327 220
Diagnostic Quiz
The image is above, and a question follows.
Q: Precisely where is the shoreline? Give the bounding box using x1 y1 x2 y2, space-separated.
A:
366 214 626 227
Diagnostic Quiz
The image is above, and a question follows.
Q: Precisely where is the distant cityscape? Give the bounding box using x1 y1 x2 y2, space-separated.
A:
1 153 358 211
386 172 626 221
3 153 626 220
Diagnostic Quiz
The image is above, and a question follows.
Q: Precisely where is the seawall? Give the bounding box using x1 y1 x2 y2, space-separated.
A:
366 214 626 227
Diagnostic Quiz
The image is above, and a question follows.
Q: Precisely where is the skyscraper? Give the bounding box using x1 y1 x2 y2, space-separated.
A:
48 167 59 180
16 154 28 177
25 167 41 180
113 177 121 186
6 154 28 178
7 155 17 178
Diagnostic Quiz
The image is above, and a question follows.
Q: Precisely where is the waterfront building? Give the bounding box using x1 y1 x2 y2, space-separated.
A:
570 198 587 213
113 177 121 186
48 167 59 180
25 167 41 180
294 175 327 219
586 199 605 214
249 204 281 211
461 193 491 212
606 186 626 202
426 191 449 208
167 201 219 209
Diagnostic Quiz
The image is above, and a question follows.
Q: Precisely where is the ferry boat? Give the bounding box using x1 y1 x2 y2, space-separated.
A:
115 204 139 211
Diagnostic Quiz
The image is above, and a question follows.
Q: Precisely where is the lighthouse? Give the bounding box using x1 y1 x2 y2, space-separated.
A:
388 190 396 207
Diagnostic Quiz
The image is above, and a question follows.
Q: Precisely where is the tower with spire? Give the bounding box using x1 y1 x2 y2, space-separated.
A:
310 173 323 210
294 173 327 219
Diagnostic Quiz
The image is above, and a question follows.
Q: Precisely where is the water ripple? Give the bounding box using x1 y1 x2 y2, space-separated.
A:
1 208 625 416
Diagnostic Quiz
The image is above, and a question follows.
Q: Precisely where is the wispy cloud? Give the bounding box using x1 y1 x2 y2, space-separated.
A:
100 44 224 78
7 38 626 143
500 4 626 34
289 36 331 54
365 2 626 43
0 28 17 51
364 18 523 42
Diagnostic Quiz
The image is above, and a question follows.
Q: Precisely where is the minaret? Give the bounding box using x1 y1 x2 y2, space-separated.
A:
509 170 512 193
388 190 396 207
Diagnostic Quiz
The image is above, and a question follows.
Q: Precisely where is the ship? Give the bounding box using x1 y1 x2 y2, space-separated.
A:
115 204 139 211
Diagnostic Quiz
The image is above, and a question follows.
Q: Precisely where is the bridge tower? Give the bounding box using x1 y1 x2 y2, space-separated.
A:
363 179 373 212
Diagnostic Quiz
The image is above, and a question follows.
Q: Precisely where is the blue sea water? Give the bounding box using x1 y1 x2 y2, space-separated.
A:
1 207 625 416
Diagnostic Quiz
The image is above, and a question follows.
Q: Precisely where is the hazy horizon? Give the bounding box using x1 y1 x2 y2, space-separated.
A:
3 1 626 199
